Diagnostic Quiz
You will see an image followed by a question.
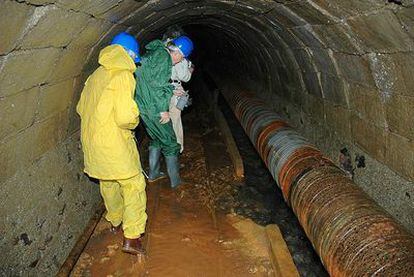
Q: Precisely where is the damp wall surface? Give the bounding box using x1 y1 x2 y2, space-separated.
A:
0 0 414 274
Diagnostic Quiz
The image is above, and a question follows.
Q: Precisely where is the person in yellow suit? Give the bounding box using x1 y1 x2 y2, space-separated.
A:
76 32 146 255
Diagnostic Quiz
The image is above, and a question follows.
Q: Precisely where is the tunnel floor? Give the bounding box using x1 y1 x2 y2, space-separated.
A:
68 86 326 276
71 112 279 276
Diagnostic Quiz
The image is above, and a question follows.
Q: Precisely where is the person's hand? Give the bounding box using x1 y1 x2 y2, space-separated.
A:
189 65 195 74
159 112 170 124
173 89 184 97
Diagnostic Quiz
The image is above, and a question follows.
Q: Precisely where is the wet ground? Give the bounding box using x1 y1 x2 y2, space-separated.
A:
69 75 326 276
70 111 285 276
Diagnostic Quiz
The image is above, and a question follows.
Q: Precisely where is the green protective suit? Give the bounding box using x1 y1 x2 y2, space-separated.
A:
135 40 180 156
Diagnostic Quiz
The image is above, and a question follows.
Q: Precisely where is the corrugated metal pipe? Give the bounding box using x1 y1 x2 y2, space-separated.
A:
222 88 414 276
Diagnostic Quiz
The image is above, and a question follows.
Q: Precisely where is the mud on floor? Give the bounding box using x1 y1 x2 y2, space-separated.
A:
70 113 282 276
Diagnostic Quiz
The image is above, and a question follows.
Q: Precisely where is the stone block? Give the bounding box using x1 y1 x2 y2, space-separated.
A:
368 53 410 101
265 4 307 28
49 47 90 82
0 134 22 183
23 0 54 4
99 0 146 22
0 1 33 54
290 25 325 48
310 0 386 18
386 132 414 180
302 93 325 122
0 87 39 141
0 110 67 183
56 0 90 10
292 49 316 73
348 84 387 128
285 1 333 25
37 79 74 121
100 0 145 22
273 28 303 49
0 48 61 97
277 47 299 72
121 2 156 26
57 0 122 16
20 6 90 49
69 18 112 49
235 0 276 14
388 52 414 97
285 62 302 84
347 10 413 52
325 103 352 142
312 24 360 53
67 74 87 135
334 53 375 87
309 48 336 74
320 73 348 107
384 94 414 139
351 115 387 161
396 6 414 39
289 87 306 109
303 72 322 97
21 111 69 164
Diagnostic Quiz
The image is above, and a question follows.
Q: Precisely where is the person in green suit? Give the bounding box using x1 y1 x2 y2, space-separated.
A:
135 36 194 188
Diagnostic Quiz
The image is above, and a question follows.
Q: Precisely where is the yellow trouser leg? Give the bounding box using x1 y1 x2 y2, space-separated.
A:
118 174 148 239
100 180 123 227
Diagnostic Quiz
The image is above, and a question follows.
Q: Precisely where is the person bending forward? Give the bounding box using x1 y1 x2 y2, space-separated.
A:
134 36 194 188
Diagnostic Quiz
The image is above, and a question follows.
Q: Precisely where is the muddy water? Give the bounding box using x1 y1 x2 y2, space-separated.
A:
70 72 326 276
71 112 276 276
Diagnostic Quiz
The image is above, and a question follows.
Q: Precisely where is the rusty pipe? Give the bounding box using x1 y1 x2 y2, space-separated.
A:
222 88 414 276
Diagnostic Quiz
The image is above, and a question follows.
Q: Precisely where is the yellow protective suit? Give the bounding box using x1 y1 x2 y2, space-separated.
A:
77 45 147 239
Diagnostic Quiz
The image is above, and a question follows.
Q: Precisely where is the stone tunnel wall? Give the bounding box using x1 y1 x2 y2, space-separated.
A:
0 0 136 274
187 0 414 234
0 0 414 274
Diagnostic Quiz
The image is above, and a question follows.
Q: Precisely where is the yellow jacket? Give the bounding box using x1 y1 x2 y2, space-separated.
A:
77 45 141 180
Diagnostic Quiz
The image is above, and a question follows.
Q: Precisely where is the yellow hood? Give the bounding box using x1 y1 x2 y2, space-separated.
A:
98 45 136 72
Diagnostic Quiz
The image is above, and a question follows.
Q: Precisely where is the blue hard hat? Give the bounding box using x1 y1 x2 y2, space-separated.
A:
172 35 194 57
111 32 141 63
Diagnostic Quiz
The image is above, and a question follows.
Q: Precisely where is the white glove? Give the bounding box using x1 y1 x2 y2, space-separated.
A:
159 112 170 124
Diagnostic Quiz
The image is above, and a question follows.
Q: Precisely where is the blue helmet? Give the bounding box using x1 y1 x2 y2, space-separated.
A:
111 32 141 63
172 35 194 57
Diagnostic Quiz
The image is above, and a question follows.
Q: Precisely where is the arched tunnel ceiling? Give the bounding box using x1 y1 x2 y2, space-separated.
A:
2 1 414 274
1 0 414 182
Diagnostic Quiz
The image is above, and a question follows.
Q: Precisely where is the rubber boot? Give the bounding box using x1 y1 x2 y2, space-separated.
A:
122 236 145 255
165 155 181 188
148 146 166 182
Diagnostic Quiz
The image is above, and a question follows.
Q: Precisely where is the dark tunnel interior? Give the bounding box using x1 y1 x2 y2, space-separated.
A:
1 0 414 275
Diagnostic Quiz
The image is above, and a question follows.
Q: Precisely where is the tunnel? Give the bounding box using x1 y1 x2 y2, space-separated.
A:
1 0 414 275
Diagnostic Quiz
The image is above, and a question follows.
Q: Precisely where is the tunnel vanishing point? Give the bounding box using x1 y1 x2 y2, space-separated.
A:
1 0 414 275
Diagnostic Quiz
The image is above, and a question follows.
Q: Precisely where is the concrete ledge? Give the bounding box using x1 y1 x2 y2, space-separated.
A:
214 109 244 179
265 225 299 277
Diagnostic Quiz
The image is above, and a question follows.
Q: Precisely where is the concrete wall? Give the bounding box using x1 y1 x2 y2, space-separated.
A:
0 0 413 274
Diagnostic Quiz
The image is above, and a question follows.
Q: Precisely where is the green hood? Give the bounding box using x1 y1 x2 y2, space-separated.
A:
134 39 173 116
144 40 167 53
